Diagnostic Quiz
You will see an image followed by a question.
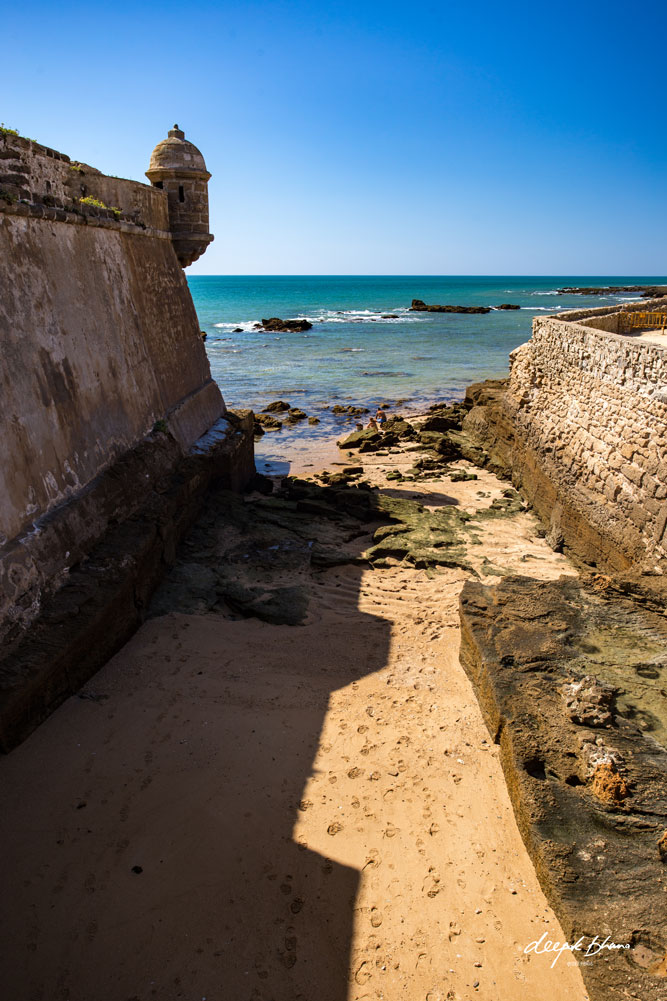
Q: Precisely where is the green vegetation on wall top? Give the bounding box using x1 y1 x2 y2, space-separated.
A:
79 195 121 218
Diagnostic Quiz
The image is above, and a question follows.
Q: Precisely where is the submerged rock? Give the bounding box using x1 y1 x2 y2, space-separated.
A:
264 400 291 412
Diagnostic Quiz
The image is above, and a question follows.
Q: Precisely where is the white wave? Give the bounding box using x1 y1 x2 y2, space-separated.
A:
212 320 258 332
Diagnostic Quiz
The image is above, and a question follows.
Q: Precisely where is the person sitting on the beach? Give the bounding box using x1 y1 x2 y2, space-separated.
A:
376 408 387 429
367 417 378 431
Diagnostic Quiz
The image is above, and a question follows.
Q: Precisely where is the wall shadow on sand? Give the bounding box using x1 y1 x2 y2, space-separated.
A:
0 507 391 1001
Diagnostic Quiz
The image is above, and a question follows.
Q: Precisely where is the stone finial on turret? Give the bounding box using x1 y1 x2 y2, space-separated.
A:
146 125 213 268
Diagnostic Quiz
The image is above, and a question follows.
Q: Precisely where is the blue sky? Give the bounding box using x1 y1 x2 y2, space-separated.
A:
5 0 666 274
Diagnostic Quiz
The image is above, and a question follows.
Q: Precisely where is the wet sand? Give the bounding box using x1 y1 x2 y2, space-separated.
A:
0 441 589 1001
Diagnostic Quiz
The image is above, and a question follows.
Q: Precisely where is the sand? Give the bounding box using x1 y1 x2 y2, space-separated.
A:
0 444 589 1001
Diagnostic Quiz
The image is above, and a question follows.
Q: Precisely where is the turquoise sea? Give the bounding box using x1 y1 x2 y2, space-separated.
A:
189 275 666 472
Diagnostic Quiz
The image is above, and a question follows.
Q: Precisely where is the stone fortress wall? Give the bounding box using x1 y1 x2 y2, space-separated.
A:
0 129 253 748
465 299 667 571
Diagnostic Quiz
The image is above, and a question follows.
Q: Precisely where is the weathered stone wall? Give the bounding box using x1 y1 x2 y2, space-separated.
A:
0 132 252 672
0 131 170 225
465 304 667 571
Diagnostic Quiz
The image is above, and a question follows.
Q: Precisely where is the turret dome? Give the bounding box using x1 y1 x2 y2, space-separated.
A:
147 125 210 177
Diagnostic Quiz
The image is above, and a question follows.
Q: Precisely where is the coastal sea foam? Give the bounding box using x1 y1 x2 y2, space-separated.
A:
189 275 666 472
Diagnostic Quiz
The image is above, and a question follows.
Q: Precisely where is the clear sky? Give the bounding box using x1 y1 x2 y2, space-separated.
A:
5 0 666 274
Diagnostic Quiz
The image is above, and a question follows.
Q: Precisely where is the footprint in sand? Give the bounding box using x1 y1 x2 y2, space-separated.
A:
370 907 383 927
355 960 372 985
327 822 343 836
348 767 362 779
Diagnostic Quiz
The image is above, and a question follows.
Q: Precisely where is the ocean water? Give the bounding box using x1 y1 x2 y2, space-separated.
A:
188 275 666 472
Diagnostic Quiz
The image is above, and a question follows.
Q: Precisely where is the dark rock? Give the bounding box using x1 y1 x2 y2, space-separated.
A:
557 285 667 298
448 469 477 482
255 414 282 431
495 303 520 310
420 412 461 433
232 327 243 333
307 416 320 425
264 400 291 412
338 429 383 449
410 299 491 314
287 408 307 421
247 473 274 496
258 317 313 332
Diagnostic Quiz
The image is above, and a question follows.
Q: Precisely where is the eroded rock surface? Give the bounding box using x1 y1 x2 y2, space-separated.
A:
459 574 667 1001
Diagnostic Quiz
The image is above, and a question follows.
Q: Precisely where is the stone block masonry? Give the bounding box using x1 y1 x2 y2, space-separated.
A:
463 301 667 571
0 130 254 748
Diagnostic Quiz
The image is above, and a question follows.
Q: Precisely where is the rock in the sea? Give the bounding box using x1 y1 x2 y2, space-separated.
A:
410 299 491 315
287 408 307 421
257 317 313 332
495 303 520 310
255 413 283 431
264 400 291 412
232 326 244 333
308 416 320 425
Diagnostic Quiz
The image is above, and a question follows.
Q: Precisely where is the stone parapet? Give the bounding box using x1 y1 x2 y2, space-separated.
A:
0 130 169 231
462 302 667 571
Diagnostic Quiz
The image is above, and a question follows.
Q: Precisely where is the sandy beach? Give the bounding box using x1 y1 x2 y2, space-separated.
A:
0 428 589 1001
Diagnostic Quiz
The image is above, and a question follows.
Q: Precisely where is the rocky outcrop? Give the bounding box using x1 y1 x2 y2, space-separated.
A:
459 574 667 1001
255 317 313 332
495 303 520 310
557 285 667 298
410 299 491 314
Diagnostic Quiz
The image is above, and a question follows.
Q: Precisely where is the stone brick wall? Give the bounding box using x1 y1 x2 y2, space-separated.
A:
0 131 168 229
503 306 667 569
